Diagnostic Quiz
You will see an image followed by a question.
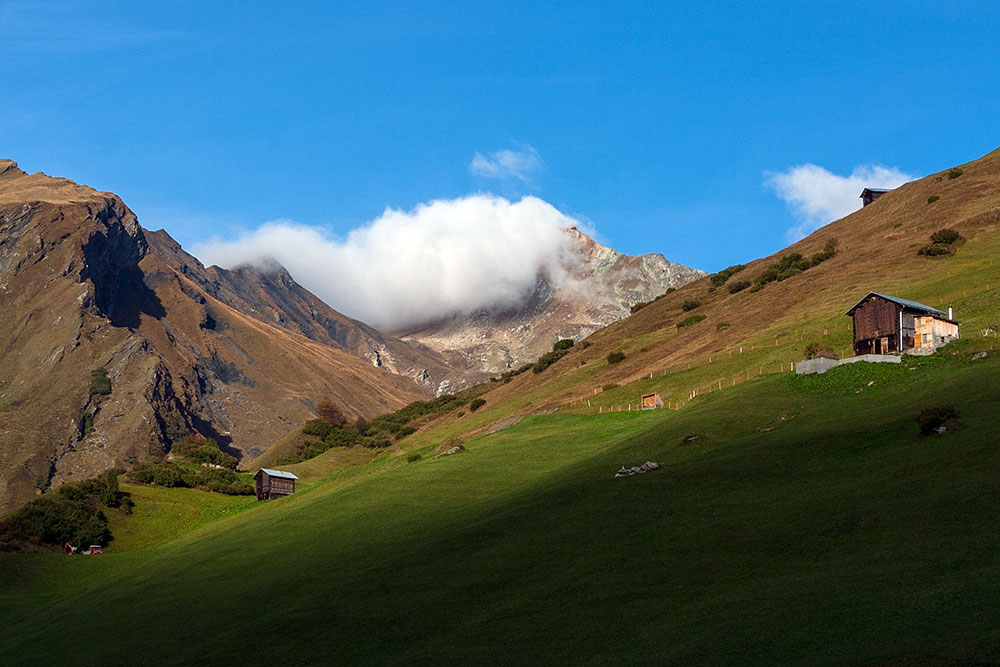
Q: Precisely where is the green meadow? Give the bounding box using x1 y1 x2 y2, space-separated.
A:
2 346 999 665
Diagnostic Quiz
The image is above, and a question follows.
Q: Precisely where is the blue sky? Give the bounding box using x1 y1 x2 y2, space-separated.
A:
2 1 998 291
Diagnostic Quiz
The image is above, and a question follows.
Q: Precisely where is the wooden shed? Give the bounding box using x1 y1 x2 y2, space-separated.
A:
641 392 664 410
846 292 959 356
253 468 299 501
860 187 892 207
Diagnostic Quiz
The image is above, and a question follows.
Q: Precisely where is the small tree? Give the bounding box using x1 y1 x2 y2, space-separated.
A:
681 299 702 312
469 398 486 412
930 228 961 245
316 399 347 427
607 351 626 364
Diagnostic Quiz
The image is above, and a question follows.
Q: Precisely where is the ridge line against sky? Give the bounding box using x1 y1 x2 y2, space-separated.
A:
2 1 998 276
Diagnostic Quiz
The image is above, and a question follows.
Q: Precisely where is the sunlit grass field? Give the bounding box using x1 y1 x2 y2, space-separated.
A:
2 346 999 665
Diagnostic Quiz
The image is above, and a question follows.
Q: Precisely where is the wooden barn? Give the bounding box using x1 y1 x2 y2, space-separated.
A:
641 392 664 410
860 187 892 206
253 468 299 501
846 292 959 356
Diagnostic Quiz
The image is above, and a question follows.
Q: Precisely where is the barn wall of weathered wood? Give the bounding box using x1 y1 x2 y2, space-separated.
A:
852 297 902 354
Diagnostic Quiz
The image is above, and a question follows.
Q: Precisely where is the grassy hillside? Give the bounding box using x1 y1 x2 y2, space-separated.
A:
390 148 1000 448
2 346 1000 665
4 150 1000 665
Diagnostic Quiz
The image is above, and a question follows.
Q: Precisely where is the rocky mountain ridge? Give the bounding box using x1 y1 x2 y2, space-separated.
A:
0 160 426 513
397 227 705 378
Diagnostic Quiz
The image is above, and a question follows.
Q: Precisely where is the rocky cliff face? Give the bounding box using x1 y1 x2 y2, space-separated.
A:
0 160 427 514
396 228 705 380
144 230 456 394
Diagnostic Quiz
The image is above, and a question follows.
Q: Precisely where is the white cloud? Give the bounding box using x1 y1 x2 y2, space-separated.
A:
469 146 544 182
765 163 916 241
191 194 582 332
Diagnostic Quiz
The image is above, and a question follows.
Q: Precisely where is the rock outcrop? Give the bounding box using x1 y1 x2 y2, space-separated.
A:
0 160 426 514
396 227 705 378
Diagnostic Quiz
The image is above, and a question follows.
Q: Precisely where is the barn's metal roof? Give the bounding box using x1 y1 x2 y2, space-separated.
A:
255 468 299 480
845 292 947 317
860 187 893 194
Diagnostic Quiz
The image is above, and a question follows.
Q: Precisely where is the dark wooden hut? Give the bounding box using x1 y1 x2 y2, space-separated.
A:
860 187 892 206
253 468 299 501
846 292 959 356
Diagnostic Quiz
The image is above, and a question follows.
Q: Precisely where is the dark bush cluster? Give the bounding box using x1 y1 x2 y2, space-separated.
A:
677 314 707 328
89 368 111 397
469 398 486 412
681 299 702 312
918 228 962 257
533 339 575 374
916 405 962 436
172 435 237 469
948 168 963 179
727 280 751 294
606 350 626 364
128 461 254 495
0 470 130 552
494 363 535 383
281 393 480 464
750 239 839 292
927 195 940 204
710 264 746 287
629 289 675 314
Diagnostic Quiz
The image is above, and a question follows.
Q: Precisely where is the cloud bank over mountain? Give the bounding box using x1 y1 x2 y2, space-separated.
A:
766 163 916 241
192 194 583 332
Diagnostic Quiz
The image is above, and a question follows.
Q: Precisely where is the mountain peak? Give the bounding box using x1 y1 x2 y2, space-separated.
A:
0 158 111 206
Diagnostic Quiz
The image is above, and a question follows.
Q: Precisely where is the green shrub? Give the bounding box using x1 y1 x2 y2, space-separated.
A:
677 314 707 328
532 351 563 373
128 460 251 495
948 168 963 179
469 398 486 412
927 195 940 204
918 243 952 257
710 264 746 287
81 412 95 438
407 453 421 463
916 405 961 435
750 246 837 292
172 437 237 469
727 280 750 294
552 338 575 352
394 425 417 440
930 228 961 245
302 419 334 438
323 427 362 448
89 368 111 397
716 322 730 330
533 341 574 373
607 351 626 364
681 299 702 312
0 470 138 550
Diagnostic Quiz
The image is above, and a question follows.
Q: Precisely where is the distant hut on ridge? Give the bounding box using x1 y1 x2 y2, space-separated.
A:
254 468 299 501
860 187 892 207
